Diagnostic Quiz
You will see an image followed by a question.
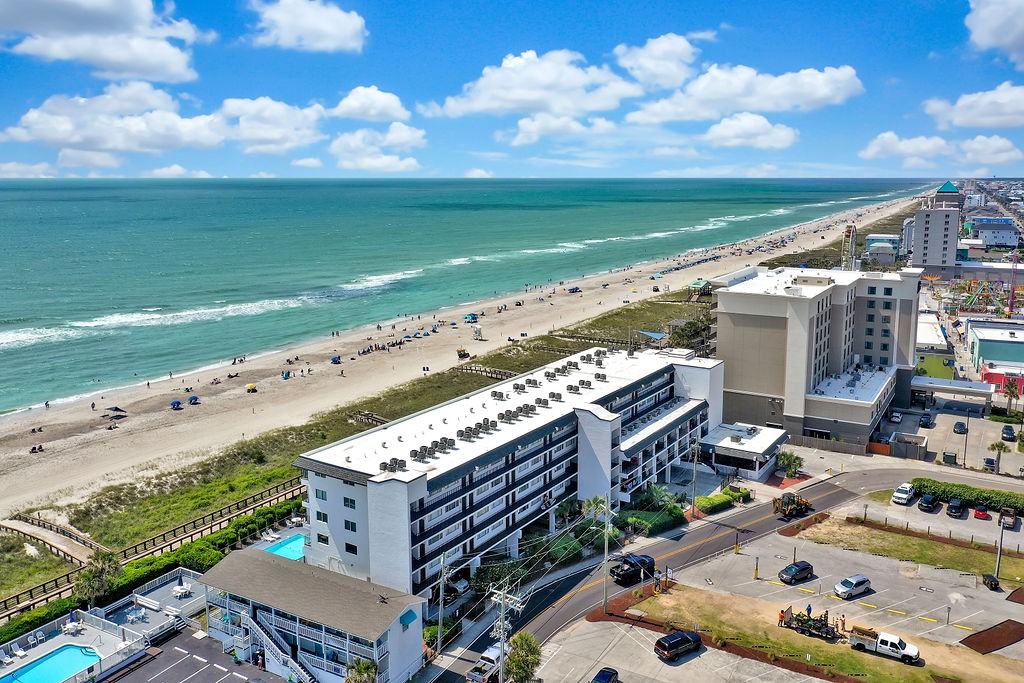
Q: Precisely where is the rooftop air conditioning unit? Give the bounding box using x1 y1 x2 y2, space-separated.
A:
730 434 742 443
380 461 389 471
595 359 603 367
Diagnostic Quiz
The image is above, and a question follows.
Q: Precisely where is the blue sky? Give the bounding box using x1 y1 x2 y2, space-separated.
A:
2 0 1024 178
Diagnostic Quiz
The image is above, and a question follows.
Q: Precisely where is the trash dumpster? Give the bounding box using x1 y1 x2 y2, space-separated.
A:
942 451 958 465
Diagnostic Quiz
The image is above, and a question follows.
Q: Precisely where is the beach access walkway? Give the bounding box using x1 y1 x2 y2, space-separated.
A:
0 516 101 564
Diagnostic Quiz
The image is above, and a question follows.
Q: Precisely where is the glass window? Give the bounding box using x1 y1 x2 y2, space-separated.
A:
344 497 356 509
344 520 357 532
867 286 877 295
345 543 358 555
315 510 328 523
315 489 327 501
866 314 875 322
867 301 876 309
883 287 893 296
865 328 874 336
882 301 893 310
863 355 873 364
880 357 889 365
864 341 873 350
317 533 329 545
880 343 889 351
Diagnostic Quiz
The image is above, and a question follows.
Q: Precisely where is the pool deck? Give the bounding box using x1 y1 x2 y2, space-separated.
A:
0 621 130 679
249 524 308 555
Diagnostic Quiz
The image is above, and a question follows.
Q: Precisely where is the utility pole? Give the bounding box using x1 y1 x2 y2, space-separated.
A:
488 582 526 683
690 443 699 519
996 520 1006 578
603 491 612 614
436 550 453 657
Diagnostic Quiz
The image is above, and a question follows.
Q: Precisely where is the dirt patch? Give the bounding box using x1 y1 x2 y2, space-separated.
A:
844 516 1024 560
960 620 1024 654
767 473 813 489
777 512 830 537
1008 587 1024 605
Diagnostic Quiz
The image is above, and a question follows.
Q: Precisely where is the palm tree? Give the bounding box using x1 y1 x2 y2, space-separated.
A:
989 441 1010 472
1005 378 1019 413
646 483 674 507
74 550 123 609
555 498 580 527
346 658 377 683
581 495 610 520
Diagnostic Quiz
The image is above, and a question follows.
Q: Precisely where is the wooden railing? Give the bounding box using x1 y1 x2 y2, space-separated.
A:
11 513 109 552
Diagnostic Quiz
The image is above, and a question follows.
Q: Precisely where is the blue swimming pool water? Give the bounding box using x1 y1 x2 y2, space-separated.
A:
0 644 101 683
264 534 305 560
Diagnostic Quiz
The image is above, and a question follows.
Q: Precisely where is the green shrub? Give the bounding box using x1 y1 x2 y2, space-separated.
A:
614 507 686 536
723 487 751 503
0 597 82 644
910 477 1024 513
987 414 1021 424
776 451 803 478
547 534 583 564
695 494 734 515
626 516 653 536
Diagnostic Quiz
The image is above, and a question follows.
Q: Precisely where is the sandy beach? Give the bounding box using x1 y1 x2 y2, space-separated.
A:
0 196 916 519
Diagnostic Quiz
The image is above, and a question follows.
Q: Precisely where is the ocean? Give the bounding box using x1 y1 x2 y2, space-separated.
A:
0 178 929 413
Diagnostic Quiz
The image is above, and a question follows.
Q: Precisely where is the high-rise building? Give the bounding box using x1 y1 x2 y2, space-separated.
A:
910 180 962 277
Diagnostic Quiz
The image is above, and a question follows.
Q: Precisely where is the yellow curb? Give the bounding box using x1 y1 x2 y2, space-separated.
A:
918 616 939 623
885 609 907 615
857 602 877 609
826 595 843 600
765 581 785 586
952 624 974 631
796 587 815 593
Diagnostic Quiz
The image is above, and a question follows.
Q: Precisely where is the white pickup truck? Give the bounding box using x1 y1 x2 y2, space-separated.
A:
466 643 504 683
849 626 920 664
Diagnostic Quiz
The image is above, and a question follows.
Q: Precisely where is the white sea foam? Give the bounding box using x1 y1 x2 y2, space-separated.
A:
340 269 424 291
0 327 89 350
446 257 472 266
141 307 163 312
69 299 302 328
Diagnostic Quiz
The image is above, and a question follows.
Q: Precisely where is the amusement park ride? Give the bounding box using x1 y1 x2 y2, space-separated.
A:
944 249 1023 316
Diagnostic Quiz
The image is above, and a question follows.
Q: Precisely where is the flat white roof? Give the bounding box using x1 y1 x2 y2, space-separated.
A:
714 267 881 298
700 422 787 455
300 348 717 482
810 365 897 404
971 327 1024 342
911 376 995 395
916 318 947 347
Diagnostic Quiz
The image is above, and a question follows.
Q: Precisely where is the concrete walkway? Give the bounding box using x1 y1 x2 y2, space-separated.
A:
0 518 94 564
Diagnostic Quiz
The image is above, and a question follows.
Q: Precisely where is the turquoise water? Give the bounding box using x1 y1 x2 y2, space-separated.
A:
0 644 100 683
264 534 306 560
0 179 930 413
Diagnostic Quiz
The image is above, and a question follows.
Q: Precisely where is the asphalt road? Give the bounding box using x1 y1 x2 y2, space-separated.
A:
434 466 1024 682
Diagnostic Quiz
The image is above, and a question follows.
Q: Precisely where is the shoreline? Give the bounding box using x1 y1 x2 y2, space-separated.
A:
0 194 919 519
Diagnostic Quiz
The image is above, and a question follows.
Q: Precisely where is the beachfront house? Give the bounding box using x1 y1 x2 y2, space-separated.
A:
294 347 723 602
202 550 424 683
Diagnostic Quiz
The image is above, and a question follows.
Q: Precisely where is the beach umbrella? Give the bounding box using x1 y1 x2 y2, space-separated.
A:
423 332 430 337
170 400 182 409
404 335 412 339
245 384 257 390
450 322 457 326
177 575 184 587
106 406 126 413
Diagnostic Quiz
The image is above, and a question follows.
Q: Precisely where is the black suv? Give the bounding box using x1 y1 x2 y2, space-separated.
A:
778 560 813 584
917 494 939 512
1003 425 1016 441
947 499 965 517
655 630 702 661
591 667 619 683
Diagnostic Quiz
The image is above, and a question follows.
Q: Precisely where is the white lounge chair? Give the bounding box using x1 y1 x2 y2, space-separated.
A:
1 648 13 665
12 644 27 658
268 531 282 541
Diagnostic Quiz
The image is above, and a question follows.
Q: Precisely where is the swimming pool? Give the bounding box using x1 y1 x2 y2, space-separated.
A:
264 534 305 560
0 644 101 683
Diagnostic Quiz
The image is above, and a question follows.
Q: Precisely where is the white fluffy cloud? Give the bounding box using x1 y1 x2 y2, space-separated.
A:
219 97 326 153
510 114 615 146
291 157 323 167
57 148 121 168
419 49 643 118
328 122 426 172
0 0 211 82
250 0 367 53
3 82 228 152
858 131 952 168
966 0 1024 69
330 86 410 121
142 164 212 178
464 168 494 178
702 112 798 149
613 33 701 89
925 82 1024 128
960 134 1024 164
0 161 55 178
627 64 863 123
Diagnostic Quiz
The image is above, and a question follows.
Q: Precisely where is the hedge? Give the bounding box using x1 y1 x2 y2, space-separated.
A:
695 493 734 515
910 477 1024 514
723 487 751 504
0 597 81 645
614 505 687 536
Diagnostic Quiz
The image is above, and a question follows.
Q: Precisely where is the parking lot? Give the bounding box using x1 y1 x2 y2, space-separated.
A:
115 630 272 683
672 533 1024 659
536 619 819 683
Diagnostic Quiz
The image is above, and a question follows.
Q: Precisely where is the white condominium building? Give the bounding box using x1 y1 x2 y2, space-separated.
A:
295 347 723 598
711 266 921 441
910 180 962 276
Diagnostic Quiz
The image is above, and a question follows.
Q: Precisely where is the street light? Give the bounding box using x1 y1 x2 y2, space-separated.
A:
963 410 971 467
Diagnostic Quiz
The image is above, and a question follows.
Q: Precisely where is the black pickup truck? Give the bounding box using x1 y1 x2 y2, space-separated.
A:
609 553 655 584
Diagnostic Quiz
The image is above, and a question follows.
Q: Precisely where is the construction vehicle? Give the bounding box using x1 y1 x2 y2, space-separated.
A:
848 625 920 664
779 606 840 640
999 506 1018 529
772 492 812 517
467 643 504 682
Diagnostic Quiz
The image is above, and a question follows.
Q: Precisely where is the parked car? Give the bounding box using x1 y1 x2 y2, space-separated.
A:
655 630 702 661
891 483 915 505
591 667 619 683
947 499 965 517
778 560 814 584
919 414 933 428
889 412 903 424
917 494 939 512
1003 425 1017 441
834 574 871 599
983 457 998 472
974 505 990 520
953 421 968 434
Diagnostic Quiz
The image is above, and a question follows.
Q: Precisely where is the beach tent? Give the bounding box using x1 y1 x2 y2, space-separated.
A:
404 335 413 339
330 356 341 364
188 395 199 405
170 400 182 409
638 331 667 340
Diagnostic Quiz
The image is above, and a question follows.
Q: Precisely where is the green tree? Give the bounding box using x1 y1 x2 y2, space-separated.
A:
776 451 803 478
1005 378 1019 413
346 658 377 683
989 441 1010 471
581 495 610 520
505 631 542 683
555 498 580 527
73 550 123 609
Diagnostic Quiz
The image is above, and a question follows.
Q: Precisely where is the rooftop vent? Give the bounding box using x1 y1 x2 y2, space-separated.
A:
595 359 603 367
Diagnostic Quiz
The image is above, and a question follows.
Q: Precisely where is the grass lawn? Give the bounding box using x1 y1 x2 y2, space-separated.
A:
566 300 706 340
866 489 895 504
916 353 954 380
633 585 969 683
0 533 74 600
798 517 1024 588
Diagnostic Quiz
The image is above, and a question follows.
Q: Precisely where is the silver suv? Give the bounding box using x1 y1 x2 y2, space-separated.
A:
834 574 871 599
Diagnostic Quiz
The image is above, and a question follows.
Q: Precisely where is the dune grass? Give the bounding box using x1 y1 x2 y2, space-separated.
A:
0 533 74 600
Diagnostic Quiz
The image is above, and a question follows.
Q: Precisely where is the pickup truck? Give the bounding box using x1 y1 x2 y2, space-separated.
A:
609 553 655 584
848 626 920 664
467 643 504 683
999 507 1018 529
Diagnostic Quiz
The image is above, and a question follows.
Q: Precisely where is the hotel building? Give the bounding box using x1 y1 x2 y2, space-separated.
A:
295 348 722 598
909 180 962 277
710 266 922 441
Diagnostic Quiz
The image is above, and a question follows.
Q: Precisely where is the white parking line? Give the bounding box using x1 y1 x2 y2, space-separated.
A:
193 656 207 663
213 664 227 672
180 665 211 683
147 654 191 681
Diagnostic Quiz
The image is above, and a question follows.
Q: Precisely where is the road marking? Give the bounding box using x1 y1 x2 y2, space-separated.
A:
181 665 211 683
917 616 939 623
147 654 191 681
826 595 843 601
952 624 974 631
214 664 228 672
885 609 907 615
174 647 189 654
797 587 815 594
857 602 877 609
193 655 207 663
765 580 785 586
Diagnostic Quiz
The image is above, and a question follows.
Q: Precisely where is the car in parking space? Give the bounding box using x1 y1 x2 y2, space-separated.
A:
591 667 619 683
917 494 939 512
919 414 933 428
654 630 702 661
778 560 814 584
984 457 998 472
974 504 990 520
947 499 965 517
891 483 915 505
1002 425 1016 441
953 421 969 434
889 411 903 424
834 574 871 599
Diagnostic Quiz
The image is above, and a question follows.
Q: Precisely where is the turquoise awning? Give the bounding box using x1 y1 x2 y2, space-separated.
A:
400 609 417 626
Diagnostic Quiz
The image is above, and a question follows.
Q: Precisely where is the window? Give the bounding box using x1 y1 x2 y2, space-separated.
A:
314 471 325 478
881 329 891 338
864 341 873 350
865 328 874 336
881 315 891 323
315 489 327 501
863 355 873 364
342 479 356 486
883 287 893 296
343 497 356 509
317 533 329 545
866 314 875 322
345 543 358 555
880 357 889 365
867 300 876 309
867 286 877 295
344 520 357 532
315 510 329 523
882 301 893 310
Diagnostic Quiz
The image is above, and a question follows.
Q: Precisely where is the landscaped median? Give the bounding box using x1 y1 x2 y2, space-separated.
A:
909 478 1024 513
